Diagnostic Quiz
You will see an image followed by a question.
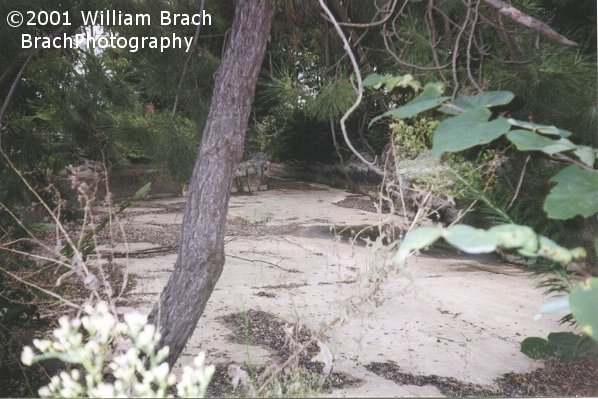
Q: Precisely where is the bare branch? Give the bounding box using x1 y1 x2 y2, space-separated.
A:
481 0 578 46
318 0 382 174
507 154 530 210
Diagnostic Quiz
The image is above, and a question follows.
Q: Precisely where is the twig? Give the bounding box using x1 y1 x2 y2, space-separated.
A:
465 0 483 92
227 253 300 274
550 153 595 172
451 0 474 97
507 154 530 210
0 264 80 309
172 0 207 118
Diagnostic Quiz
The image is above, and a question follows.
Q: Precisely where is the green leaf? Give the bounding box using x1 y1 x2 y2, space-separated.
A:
368 80 441 126
363 74 384 88
378 97 450 120
439 91 514 114
432 107 511 158
368 114 385 127
443 224 499 253
520 337 549 359
543 166 598 220
507 118 572 138
573 145 597 167
570 278 598 340
363 73 421 91
521 332 598 361
487 224 538 253
387 74 418 91
395 226 442 263
538 236 585 264
506 130 576 154
133 182 152 200
414 82 446 101
546 332 593 361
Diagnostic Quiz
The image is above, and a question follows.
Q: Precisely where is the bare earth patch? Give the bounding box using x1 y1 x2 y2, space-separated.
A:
113 180 594 397
334 194 379 213
219 310 363 392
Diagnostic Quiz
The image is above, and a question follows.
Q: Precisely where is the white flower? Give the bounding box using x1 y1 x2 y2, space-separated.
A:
20 302 213 398
21 346 34 366
90 383 115 398
38 386 51 398
152 362 170 381
124 311 148 337
135 324 157 353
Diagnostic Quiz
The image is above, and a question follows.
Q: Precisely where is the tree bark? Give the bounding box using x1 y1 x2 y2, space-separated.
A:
148 0 275 367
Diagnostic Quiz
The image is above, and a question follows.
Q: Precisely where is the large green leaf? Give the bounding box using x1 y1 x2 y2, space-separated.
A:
520 337 549 359
368 81 447 125
546 332 597 361
487 224 538 253
439 91 514 114
521 333 598 361
543 166 598 219
573 145 598 167
443 225 499 253
507 118 572 138
506 130 576 154
538 236 586 264
432 107 511 158
395 226 442 263
570 278 598 340
396 223 585 265
371 97 450 125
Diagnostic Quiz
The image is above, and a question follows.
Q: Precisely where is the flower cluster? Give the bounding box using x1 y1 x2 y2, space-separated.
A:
21 302 214 398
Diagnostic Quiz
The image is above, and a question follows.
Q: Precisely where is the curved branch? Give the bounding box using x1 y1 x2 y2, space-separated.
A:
318 0 381 174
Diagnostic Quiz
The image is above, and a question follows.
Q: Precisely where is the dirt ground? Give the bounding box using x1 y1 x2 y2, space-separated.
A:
100 177 596 397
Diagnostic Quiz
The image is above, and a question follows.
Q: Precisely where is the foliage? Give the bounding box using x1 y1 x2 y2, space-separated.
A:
543 166 598 219
520 332 598 361
569 278 598 339
362 73 422 92
395 223 585 265
380 80 503 210
387 86 597 352
21 302 214 398
306 78 356 123
390 118 437 160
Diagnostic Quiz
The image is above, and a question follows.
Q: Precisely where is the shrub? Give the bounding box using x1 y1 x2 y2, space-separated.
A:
21 302 214 398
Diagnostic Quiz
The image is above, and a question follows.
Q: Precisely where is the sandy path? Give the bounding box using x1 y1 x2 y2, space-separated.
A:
107 179 568 397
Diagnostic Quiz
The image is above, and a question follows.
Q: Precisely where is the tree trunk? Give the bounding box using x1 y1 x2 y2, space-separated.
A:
148 0 275 367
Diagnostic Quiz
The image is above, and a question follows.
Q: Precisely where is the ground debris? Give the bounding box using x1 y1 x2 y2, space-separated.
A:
367 358 598 397
495 358 598 397
219 310 362 393
366 361 495 397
